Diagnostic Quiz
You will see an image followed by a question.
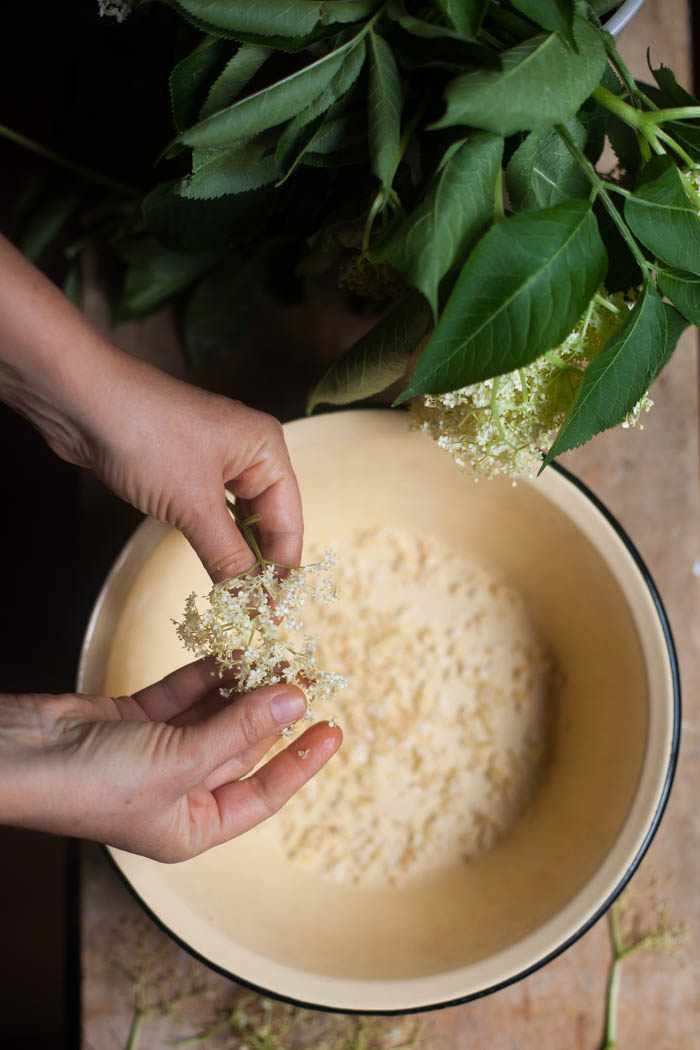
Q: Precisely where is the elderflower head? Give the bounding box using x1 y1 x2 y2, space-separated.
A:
412 289 653 481
174 552 347 725
97 0 134 22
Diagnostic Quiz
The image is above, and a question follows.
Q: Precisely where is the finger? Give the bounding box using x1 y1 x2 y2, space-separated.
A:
134 658 232 722
182 489 257 583
234 475 303 569
182 683 308 781
209 722 342 844
203 734 278 791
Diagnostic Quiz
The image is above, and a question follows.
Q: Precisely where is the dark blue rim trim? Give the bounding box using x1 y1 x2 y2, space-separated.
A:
102 460 681 1016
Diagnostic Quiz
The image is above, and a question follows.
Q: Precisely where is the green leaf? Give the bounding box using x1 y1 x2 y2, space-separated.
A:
173 35 364 150
651 60 698 108
199 44 271 120
661 303 689 366
116 238 218 320
657 267 700 326
433 0 488 39
510 0 575 47
541 283 666 465
624 157 700 276
371 131 503 318
433 15 606 136
159 0 375 39
62 262 82 308
395 199 607 400
143 180 273 250
304 111 367 155
177 139 280 199
182 250 269 368
19 185 82 264
307 292 432 412
392 28 500 71
367 31 403 189
170 38 231 133
276 40 366 176
506 118 588 211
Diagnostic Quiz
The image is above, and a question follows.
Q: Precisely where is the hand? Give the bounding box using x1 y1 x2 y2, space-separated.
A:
81 356 304 581
0 659 341 861
0 233 302 581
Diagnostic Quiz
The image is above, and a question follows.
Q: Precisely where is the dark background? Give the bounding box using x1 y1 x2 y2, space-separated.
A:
1 3 700 1048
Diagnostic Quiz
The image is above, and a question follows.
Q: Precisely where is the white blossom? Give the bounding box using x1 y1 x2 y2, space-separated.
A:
173 552 347 724
411 289 653 480
97 0 134 23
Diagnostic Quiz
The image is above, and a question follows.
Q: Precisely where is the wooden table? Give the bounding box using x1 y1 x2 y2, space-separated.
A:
80 4 699 1046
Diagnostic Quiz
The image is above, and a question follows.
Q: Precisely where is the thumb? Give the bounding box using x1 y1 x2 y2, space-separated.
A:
182 497 256 582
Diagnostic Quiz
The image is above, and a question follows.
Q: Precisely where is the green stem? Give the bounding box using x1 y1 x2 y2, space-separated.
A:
654 126 698 168
602 955 622 1049
645 105 700 123
555 123 651 275
592 85 646 128
600 32 641 106
493 167 505 222
0 122 142 197
126 1007 150 1050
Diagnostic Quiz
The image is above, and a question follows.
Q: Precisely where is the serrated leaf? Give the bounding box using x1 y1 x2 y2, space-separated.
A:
276 41 366 176
116 237 218 320
182 250 269 368
367 31 402 189
305 111 367 154
19 185 82 263
661 303 689 366
371 131 502 318
199 44 271 120
651 60 698 108
624 157 700 276
511 0 575 47
395 199 607 400
143 180 273 250
173 34 364 150
177 139 280 199
392 28 500 71
159 0 375 38
433 15 606 136
657 267 700 326
433 0 487 39
62 262 82 308
307 292 431 412
507 118 588 211
542 283 666 465
170 38 231 133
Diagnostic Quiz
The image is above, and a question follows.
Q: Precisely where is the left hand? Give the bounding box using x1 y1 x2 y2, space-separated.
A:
0 659 341 861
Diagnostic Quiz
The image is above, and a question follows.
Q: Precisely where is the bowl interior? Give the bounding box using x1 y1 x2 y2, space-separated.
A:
81 410 674 1011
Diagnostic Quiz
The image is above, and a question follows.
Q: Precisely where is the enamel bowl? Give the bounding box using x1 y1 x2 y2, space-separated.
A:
78 409 678 1013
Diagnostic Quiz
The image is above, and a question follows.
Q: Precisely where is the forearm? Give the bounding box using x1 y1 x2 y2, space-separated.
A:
0 232 124 464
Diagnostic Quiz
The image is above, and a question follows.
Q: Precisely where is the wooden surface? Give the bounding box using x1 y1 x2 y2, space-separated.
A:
81 3 699 1046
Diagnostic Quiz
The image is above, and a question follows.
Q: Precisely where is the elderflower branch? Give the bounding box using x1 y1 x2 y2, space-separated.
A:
174 504 347 719
412 288 651 481
555 124 652 276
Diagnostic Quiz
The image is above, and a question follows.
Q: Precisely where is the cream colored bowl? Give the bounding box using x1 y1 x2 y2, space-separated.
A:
78 410 679 1013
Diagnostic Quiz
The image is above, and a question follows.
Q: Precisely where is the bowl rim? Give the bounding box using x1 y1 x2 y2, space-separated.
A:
89 457 680 1015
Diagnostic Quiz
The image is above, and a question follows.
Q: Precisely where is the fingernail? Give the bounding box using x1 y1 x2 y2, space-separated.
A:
270 688 307 725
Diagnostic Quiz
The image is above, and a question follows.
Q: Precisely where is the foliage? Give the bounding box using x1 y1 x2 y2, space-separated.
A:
7 0 700 473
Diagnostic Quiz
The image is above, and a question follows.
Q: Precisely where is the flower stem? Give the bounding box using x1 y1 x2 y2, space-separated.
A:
555 123 651 276
126 1007 150 1050
0 121 142 197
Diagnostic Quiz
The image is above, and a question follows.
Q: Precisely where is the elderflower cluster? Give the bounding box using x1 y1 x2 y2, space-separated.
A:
97 0 134 23
174 553 347 727
412 289 653 480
